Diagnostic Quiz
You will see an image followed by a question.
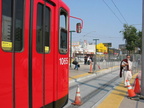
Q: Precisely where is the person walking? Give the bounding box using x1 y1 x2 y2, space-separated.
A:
73 56 79 70
120 55 132 87
74 61 79 70
74 56 79 62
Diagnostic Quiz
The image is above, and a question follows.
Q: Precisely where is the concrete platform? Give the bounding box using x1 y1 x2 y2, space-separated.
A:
69 62 144 108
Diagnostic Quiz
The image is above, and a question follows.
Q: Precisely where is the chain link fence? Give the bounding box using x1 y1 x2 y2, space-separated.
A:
75 54 141 73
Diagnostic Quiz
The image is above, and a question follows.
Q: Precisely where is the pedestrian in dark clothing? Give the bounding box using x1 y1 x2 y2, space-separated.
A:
90 56 93 62
84 55 87 65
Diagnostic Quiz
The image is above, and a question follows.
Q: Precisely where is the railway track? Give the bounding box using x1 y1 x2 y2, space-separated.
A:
64 69 122 108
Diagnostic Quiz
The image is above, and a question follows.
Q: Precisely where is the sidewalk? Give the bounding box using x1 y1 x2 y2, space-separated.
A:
69 62 144 108
69 62 119 83
96 73 144 108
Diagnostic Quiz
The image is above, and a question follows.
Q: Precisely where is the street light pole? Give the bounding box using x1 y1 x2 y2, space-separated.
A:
70 30 75 68
141 0 144 95
93 39 99 72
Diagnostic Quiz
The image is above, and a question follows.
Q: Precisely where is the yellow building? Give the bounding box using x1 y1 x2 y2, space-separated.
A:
96 43 107 53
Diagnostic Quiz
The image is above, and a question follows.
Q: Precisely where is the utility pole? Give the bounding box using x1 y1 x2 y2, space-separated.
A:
93 39 99 72
141 0 144 95
70 30 75 68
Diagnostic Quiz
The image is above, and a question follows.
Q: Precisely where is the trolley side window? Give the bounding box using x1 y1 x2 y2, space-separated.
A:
2 0 24 52
36 3 50 54
59 9 68 54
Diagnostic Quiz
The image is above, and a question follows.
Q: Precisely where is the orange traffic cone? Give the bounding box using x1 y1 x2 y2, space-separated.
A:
126 80 136 97
133 76 141 94
126 79 130 87
72 85 82 106
88 62 93 73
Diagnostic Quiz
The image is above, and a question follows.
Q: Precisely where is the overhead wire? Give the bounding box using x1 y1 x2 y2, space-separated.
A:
111 0 128 24
102 0 123 24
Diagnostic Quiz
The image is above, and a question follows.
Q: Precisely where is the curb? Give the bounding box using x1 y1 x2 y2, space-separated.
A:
69 66 119 84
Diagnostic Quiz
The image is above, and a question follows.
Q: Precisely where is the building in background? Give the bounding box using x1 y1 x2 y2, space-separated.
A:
96 43 107 54
119 44 127 54
71 40 120 61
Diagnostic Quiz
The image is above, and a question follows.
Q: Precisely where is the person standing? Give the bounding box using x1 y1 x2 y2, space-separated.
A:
84 55 88 65
120 55 132 87
87 56 91 65
90 55 93 62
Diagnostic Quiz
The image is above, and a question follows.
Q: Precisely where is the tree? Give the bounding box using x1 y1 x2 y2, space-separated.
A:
120 24 141 54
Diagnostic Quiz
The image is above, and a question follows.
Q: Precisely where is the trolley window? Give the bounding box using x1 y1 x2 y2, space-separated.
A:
2 0 24 52
37 3 50 54
59 9 68 54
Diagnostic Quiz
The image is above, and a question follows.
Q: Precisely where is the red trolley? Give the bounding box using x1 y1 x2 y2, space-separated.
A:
0 0 70 107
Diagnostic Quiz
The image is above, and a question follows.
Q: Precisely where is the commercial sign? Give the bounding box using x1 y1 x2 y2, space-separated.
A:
103 43 112 47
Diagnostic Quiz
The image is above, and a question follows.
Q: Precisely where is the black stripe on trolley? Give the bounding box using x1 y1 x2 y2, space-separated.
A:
29 0 33 108
12 0 16 108
42 1 46 107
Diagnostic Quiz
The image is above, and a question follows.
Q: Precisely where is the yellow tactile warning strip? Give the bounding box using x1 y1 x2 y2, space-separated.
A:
69 73 90 80
69 66 119 81
96 73 138 108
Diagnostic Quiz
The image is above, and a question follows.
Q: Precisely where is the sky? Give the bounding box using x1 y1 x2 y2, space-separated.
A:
62 0 142 48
